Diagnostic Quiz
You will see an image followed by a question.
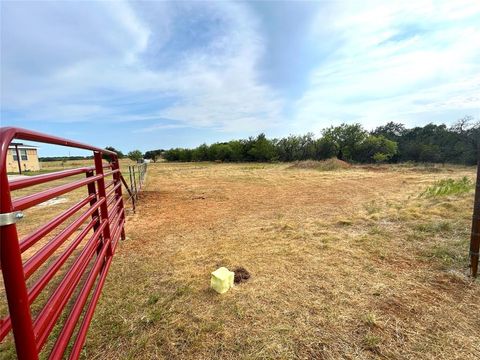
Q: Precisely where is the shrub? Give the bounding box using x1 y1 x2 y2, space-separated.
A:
127 150 143 162
248 133 277 162
209 143 234 162
315 137 338 160
322 123 368 161
356 135 398 163
421 177 474 197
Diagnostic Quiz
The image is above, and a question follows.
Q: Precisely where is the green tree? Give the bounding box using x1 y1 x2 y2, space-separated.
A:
103 146 125 161
275 133 318 161
228 140 246 162
248 134 277 162
315 137 338 160
372 122 406 140
451 116 479 165
399 124 455 163
178 149 193 162
275 135 300 161
322 123 368 161
356 135 398 163
163 148 180 161
160 117 477 165
144 149 163 162
191 144 209 161
209 143 234 161
127 150 143 162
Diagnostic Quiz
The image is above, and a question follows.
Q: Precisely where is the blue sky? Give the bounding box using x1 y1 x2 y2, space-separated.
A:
1 0 479 156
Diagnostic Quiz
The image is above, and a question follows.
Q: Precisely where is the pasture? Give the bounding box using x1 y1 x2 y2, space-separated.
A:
1 161 479 359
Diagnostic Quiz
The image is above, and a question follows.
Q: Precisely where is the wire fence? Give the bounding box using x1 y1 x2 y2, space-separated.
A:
121 163 147 213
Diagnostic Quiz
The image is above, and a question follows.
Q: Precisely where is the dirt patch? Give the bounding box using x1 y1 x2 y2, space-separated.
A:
37 197 69 207
288 158 351 171
233 267 251 284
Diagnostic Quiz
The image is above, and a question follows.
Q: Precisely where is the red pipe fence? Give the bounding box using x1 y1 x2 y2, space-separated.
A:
0 127 128 359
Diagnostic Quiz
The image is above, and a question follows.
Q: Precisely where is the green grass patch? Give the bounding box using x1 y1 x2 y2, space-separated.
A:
413 220 453 234
421 177 474 197
424 241 468 267
363 200 381 215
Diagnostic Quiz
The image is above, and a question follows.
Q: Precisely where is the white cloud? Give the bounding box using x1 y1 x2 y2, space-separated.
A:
133 123 189 133
295 0 480 131
1 1 284 133
2 0 478 137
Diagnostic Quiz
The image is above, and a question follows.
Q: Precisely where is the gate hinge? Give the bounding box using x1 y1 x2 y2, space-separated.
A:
0 212 24 226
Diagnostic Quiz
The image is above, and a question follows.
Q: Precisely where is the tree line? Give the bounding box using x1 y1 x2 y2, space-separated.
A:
92 117 477 165
153 117 478 165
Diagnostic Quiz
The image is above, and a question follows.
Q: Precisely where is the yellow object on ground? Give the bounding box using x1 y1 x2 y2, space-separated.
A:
210 267 234 294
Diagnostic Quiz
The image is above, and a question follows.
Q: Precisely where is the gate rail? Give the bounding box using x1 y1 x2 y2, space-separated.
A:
0 127 126 359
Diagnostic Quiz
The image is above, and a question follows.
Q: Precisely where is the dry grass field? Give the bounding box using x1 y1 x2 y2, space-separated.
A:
1 161 479 359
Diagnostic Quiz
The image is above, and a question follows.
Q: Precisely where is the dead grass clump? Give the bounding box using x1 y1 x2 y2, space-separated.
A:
407 166 443 173
288 158 351 171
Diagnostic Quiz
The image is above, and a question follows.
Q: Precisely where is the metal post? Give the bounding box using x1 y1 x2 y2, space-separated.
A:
86 170 102 252
128 166 135 212
120 171 135 213
132 166 138 200
14 144 22 175
470 156 480 277
128 166 133 195
137 164 141 191
0 153 37 359
94 152 113 257
138 165 142 189
111 158 126 240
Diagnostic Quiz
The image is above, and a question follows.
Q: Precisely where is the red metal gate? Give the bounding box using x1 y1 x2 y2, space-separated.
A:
0 127 126 359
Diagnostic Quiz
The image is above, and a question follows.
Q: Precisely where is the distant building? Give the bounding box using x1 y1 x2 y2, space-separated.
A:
7 143 40 173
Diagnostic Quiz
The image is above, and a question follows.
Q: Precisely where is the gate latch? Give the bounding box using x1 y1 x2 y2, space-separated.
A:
0 211 24 226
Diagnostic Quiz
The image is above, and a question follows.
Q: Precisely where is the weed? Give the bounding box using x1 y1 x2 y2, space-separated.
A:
337 219 353 226
424 240 468 266
413 220 453 234
146 294 160 306
362 312 378 327
368 225 386 235
421 177 473 197
364 200 381 215
363 332 381 351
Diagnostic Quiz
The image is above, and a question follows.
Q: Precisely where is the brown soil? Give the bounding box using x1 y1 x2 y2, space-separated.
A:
233 267 251 284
